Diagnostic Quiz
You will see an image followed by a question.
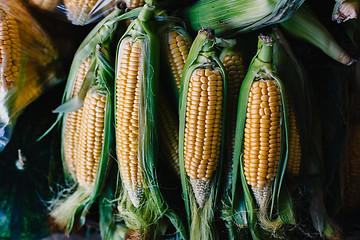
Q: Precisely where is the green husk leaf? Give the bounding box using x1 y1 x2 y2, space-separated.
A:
178 28 227 240
115 5 186 239
183 0 306 37
99 163 127 240
273 27 310 144
231 34 292 239
280 3 355 65
52 61 96 114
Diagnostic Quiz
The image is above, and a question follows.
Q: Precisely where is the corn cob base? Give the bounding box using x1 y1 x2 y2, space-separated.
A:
251 182 283 234
189 178 211 208
252 184 272 210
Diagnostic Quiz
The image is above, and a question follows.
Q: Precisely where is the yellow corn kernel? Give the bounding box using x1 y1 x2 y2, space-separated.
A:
222 53 245 175
286 99 301 176
158 95 180 176
123 0 145 9
344 123 360 211
63 57 92 177
28 0 60 11
0 8 21 90
167 31 191 91
115 37 144 207
184 68 223 206
76 89 107 186
243 79 281 190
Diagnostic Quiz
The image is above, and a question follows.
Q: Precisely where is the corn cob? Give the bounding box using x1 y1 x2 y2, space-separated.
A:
63 57 92 179
286 99 301 176
50 87 109 231
241 38 284 215
218 45 247 238
167 30 191 91
244 79 281 196
50 43 114 234
114 36 147 205
183 68 223 204
220 47 245 181
47 9 128 234
28 0 60 11
0 8 21 90
75 88 107 186
115 37 144 207
179 28 227 240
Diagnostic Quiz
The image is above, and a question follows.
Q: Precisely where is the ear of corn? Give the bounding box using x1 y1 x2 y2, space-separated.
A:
219 45 246 186
47 8 125 182
48 9 128 233
183 0 305 36
218 43 247 237
115 5 186 239
231 34 295 239
285 98 301 176
64 0 117 26
49 44 114 234
62 57 93 181
280 3 354 66
178 28 227 240
160 24 192 99
156 22 192 176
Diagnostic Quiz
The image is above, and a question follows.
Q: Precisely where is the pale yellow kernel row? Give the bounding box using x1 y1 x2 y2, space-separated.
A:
115 38 144 206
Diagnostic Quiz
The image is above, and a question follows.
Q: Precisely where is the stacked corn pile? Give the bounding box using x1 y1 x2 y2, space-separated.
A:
1 0 360 239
